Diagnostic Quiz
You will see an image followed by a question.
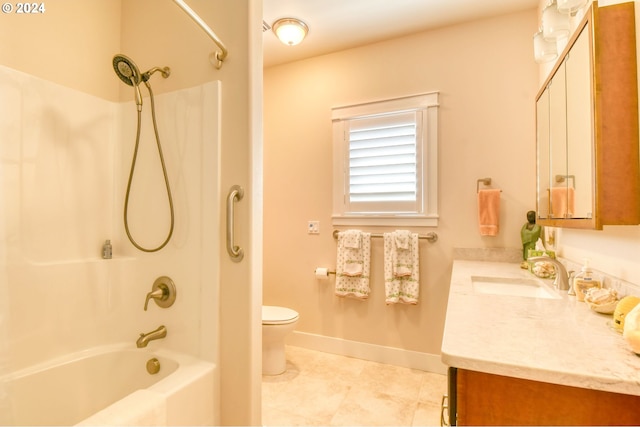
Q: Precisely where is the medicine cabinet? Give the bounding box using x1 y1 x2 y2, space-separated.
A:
535 1 640 229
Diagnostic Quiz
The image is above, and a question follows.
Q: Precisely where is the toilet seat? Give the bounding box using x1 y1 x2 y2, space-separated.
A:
262 305 299 325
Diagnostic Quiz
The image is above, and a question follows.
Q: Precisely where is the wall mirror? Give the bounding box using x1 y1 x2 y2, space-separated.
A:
535 1 640 229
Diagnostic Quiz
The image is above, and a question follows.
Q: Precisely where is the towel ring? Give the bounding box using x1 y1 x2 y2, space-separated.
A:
476 177 492 193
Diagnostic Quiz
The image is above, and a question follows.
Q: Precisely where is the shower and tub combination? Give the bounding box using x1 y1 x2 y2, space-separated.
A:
0 51 221 424
0 1 229 424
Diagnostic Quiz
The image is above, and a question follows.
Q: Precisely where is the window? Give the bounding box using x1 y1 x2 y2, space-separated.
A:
332 92 439 227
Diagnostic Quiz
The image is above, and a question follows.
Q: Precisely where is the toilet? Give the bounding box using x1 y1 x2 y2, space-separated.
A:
262 305 299 375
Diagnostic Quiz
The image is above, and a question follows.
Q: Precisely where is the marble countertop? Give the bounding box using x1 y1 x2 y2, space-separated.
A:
441 260 640 396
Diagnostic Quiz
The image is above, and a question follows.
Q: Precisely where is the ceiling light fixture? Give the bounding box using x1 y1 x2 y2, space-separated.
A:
272 18 309 46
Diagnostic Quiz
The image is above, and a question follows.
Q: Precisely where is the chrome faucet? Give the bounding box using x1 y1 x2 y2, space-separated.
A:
136 325 167 348
528 256 570 291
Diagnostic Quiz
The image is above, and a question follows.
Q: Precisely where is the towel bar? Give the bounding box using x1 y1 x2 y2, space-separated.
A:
332 229 438 243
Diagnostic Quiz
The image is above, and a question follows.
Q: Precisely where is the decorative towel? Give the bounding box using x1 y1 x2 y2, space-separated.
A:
394 229 411 250
384 231 420 305
392 229 413 277
342 229 362 249
335 230 371 299
478 189 501 236
550 186 575 218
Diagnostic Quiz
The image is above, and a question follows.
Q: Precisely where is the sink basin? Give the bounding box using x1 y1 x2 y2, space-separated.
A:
471 276 560 300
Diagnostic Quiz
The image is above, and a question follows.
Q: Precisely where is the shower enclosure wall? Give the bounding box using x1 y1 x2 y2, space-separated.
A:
0 63 221 424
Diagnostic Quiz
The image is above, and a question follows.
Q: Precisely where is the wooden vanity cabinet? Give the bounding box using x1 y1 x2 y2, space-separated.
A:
535 1 640 229
455 369 640 426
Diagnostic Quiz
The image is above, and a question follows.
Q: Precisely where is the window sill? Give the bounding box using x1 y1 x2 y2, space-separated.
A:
331 214 439 228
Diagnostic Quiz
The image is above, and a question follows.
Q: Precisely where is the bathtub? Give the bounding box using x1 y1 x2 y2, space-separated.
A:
0 343 216 426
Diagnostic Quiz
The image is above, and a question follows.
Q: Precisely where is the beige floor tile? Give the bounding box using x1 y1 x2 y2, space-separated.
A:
412 401 443 426
262 405 326 426
266 373 350 423
262 346 447 427
356 362 427 401
330 387 417 426
304 350 369 385
417 372 448 403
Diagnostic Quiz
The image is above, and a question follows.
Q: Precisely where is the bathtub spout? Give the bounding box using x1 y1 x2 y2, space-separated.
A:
136 325 167 348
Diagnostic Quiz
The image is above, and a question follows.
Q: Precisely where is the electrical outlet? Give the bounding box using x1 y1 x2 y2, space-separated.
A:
308 221 320 234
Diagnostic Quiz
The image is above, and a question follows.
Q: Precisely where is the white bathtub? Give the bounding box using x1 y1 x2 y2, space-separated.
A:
0 343 216 426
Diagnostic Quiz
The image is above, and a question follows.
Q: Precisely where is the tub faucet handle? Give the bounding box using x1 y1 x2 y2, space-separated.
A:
144 288 164 311
143 276 177 311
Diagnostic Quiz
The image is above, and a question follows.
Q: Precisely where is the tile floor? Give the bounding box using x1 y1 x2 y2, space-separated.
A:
262 346 448 426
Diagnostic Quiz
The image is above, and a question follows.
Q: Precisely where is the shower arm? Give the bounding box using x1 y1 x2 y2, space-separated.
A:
172 0 228 69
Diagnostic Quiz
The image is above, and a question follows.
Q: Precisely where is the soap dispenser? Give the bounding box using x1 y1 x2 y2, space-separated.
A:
573 259 601 302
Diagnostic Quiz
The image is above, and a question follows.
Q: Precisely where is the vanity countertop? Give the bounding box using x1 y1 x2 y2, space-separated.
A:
441 260 640 396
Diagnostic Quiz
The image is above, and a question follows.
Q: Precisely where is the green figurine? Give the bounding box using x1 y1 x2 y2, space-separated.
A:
521 210 542 260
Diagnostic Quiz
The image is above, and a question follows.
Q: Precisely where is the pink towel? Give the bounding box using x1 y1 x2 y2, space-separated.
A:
550 187 575 218
478 189 500 236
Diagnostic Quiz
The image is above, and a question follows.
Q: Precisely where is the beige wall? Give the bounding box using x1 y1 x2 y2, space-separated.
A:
263 9 539 356
0 0 122 100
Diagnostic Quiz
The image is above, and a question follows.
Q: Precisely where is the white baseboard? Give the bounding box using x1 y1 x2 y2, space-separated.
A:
287 331 448 375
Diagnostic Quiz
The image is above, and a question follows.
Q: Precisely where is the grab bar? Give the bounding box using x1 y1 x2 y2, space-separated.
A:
172 0 228 69
226 185 244 262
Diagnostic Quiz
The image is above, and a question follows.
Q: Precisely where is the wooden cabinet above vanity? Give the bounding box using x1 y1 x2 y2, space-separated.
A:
536 1 640 229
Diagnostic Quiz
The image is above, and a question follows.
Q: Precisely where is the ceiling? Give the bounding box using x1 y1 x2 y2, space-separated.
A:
263 0 539 68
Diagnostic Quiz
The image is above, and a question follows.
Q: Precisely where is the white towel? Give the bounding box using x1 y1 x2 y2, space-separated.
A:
342 229 362 249
335 231 371 299
384 231 420 304
392 229 413 277
394 229 411 250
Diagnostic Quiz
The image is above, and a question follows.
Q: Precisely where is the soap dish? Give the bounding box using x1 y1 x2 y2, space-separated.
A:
587 300 618 314
585 288 619 314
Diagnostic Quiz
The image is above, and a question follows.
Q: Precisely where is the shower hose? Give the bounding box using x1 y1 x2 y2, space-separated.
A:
123 81 175 252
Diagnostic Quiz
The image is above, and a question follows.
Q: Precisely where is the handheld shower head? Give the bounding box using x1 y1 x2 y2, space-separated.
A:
113 54 142 86
113 54 143 110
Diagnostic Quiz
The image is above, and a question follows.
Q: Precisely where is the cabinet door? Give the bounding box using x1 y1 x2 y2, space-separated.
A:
549 60 568 218
536 87 551 219
456 369 640 426
565 25 593 219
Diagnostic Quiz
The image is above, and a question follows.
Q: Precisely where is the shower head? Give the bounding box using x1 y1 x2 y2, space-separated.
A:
142 66 171 82
113 54 142 86
113 54 171 111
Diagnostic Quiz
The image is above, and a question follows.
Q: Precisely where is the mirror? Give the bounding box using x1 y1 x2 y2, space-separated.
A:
535 1 640 229
536 25 592 221
536 86 550 219
565 26 592 219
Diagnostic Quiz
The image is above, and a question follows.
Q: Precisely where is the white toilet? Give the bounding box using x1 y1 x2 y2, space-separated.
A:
262 305 299 375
